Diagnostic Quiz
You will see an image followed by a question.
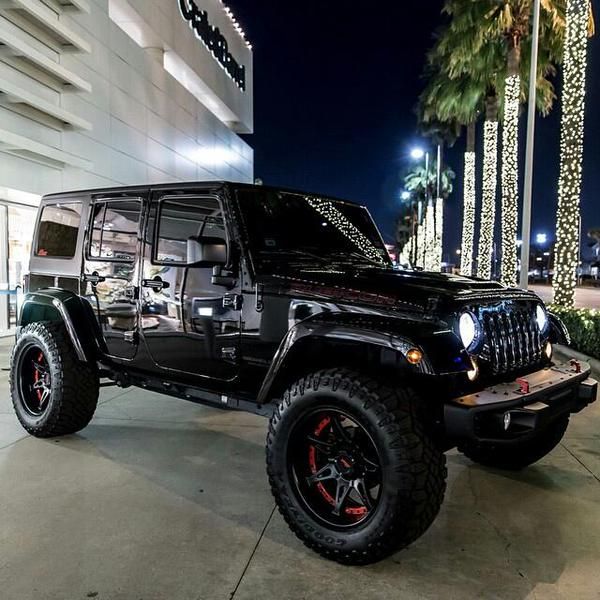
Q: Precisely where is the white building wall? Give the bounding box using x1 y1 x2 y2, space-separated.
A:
0 0 254 198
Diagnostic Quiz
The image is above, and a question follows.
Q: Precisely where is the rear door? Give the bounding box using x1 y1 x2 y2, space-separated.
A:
140 192 242 382
82 195 144 360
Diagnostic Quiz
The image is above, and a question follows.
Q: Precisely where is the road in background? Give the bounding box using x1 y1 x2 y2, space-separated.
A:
531 285 600 309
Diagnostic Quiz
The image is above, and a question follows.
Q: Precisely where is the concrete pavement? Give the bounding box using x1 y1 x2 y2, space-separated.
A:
1 338 599 600
531 284 600 309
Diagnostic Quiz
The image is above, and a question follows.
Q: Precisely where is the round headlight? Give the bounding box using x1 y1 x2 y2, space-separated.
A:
536 305 548 332
459 312 479 351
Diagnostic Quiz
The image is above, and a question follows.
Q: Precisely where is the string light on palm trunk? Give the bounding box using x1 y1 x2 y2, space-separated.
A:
500 74 520 287
424 202 436 271
461 152 476 276
434 198 444 272
477 121 499 280
554 0 590 307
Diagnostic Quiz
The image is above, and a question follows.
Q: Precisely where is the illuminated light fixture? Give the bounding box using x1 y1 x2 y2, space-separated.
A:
503 412 512 431
500 74 521 287
406 349 424 365
459 312 480 351
460 151 476 276
536 305 549 332
411 148 425 160
545 342 553 360
401 191 411 201
477 121 499 280
467 358 479 382
553 0 590 308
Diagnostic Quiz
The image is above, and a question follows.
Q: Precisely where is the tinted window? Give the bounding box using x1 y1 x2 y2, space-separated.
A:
155 197 225 264
236 190 390 274
35 203 82 258
89 200 141 262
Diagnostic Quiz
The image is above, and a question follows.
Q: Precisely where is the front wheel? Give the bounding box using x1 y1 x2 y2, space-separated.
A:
266 369 447 565
10 322 99 438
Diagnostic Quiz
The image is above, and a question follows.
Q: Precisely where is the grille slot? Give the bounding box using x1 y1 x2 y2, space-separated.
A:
482 308 542 375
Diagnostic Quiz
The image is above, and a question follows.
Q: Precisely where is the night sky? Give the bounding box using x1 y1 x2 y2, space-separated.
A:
227 1 599 262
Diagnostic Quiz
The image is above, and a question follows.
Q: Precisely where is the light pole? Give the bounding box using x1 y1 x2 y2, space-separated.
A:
519 0 541 289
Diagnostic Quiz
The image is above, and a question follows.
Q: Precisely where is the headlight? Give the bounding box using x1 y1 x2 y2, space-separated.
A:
459 312 480 351
536 305 548 332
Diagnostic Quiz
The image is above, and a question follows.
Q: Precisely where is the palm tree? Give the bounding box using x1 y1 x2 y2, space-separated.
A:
481 0 564 286
436 0 564 282
404 161 455 269
418 61 483 276
553 0 595 306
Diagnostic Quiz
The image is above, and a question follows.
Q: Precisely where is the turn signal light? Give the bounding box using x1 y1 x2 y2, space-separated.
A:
406 349 423 365
545 342 553 360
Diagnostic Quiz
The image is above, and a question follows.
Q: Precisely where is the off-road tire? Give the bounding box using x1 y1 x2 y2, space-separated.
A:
266 369 447 565
10 321 99 438
460 415 569 470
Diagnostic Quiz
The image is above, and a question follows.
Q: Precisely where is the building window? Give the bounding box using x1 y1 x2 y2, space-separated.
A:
155 197 225 265
35 203 82 258
89 200 142 262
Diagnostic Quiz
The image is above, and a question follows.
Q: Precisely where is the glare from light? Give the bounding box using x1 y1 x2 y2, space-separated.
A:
536 233 548 245
401 191 411 201
411 148 425 160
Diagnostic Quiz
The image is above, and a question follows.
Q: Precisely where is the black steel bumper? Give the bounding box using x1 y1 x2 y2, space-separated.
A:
444 361 598 444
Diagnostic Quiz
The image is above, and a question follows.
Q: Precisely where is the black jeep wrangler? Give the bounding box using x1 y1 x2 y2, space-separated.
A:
11 182 597 565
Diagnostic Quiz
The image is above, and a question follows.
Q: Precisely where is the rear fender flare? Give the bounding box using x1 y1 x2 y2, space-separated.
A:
18 289 105 362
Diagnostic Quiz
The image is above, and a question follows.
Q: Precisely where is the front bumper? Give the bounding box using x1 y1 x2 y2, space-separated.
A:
444 361 597 444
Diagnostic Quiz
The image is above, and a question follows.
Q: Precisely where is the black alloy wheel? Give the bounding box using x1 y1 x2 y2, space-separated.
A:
289 408 381 528
18 345 52 417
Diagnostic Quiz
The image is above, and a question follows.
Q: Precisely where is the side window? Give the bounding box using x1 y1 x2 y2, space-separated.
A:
35 202 82 258
155 197 225 265
89 200 142 262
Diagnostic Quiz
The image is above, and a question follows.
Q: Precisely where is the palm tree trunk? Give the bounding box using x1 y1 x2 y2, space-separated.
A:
461 122 477 276
553 0 591 307
500 42 522 287
477 94 499 279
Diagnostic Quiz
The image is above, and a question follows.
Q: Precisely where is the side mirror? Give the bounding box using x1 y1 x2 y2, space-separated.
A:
187 236 227 267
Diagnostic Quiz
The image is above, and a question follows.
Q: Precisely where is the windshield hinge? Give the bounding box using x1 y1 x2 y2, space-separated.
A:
255 283 264 313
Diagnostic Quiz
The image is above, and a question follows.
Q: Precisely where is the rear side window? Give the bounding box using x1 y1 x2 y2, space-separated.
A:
155 197 225 264
35 203 82 258
89 200 142 262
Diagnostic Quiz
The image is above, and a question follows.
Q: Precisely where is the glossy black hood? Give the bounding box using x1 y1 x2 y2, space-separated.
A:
258 267 540 315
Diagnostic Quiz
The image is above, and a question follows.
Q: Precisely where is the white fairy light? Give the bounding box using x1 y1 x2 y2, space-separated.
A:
423 201 436 271
220 1 253 49
500 74 520 287
477 121 499 280
433 197 444 272
460 151 476 276
554 0 590 307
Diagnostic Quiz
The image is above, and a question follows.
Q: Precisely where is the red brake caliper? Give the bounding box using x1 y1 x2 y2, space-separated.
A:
33 352 44 404
308 416 368 520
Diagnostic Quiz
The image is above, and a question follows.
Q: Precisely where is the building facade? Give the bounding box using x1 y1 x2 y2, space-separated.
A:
0 0 254 333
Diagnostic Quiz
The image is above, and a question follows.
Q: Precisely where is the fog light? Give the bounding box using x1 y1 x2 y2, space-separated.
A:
504 412 512 431
467 357 479 382
406 349 423 365
545 342 553 360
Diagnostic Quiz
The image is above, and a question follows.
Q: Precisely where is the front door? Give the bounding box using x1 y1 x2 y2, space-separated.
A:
141 193 241 382
83 196 144 360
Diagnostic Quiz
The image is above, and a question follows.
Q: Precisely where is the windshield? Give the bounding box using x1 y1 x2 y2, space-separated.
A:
236 188 391 274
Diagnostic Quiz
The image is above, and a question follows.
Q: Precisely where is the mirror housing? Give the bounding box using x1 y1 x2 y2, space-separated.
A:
187 236 227 267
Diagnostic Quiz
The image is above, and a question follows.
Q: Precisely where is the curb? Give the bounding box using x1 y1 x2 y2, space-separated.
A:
555 344 600 377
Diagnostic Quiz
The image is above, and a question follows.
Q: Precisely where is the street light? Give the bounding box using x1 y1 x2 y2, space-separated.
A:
411 148 425 160
536 233 548 245
401 191 411 201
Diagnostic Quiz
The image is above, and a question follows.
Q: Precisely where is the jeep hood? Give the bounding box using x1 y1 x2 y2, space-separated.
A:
260 267 540 314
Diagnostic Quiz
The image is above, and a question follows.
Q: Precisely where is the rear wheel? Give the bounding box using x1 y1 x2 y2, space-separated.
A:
10 322 99 438
460 415 569 470
267 369 447 565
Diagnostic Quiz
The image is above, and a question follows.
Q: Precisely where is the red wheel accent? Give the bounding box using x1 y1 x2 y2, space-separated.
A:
307 414 369 521
34 351 44 403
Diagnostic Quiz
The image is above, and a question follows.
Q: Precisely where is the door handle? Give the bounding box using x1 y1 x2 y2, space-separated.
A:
142 277 170 291
83 272 106 285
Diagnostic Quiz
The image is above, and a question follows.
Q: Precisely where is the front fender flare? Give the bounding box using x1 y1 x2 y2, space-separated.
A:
256 317 470 404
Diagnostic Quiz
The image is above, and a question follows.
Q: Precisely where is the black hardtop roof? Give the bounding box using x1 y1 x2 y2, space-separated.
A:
42 181 366 209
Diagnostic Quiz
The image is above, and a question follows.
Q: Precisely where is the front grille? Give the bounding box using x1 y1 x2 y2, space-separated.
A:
481 308 542 375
